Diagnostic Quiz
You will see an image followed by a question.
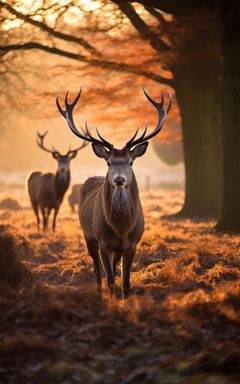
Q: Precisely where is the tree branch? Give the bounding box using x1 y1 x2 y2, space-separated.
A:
113 0 213 15
0 42 174 86
144 6 170 30
114 2 170 52
113 0 181 15
0 1 98 54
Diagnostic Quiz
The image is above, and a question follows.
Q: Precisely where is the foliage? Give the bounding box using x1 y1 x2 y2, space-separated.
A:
0 188 239 383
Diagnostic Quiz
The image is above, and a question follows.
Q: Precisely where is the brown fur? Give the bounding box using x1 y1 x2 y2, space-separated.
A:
79 172 144 298
55 87 171 297
27 170 70 231
68 184 82 213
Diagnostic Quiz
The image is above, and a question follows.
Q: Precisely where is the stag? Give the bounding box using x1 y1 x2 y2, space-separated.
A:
57 88 172 298
27 131 87 231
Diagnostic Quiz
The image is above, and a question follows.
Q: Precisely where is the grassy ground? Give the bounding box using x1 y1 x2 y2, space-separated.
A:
0 186 239 384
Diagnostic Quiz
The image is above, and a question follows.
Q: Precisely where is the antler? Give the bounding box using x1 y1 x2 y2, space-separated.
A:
36 131 60 156
125 89 172 149
56 87 113 150
65 140 88 157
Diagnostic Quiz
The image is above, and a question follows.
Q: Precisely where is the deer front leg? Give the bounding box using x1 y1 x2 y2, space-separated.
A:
52 205 60 232
85 237 102 295
121 247 136 300
100 244 115 298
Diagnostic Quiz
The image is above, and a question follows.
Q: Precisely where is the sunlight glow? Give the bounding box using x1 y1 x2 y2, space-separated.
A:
2 0 104 30
1 0 146 35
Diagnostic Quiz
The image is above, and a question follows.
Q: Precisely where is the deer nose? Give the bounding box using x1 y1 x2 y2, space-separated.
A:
113 175 126 187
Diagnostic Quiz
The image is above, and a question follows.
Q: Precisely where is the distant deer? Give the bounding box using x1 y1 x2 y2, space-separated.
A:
68 184 82 213
57 88 172 298
27 131 87 232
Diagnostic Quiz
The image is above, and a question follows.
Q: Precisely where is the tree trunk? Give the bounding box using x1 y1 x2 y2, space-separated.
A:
174 74 222 217
216 2 240 230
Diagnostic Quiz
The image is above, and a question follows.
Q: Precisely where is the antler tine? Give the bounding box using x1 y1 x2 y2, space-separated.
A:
37 130 48 139
125 89 172 149
96 127 113 149
51 145 61 156
63 91 92 142
138 121 148 141
84 121 103 145
56 88 82 118
57 88 113 150
84 122 113 150
84 121 96 141
124 128 139 148
36 130 56 154
56 88 87 141
125 123 148 149
66 140 89 156
56 93 66 118
167 96 172 113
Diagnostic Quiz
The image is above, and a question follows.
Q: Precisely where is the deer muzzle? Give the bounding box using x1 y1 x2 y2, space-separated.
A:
113 175 127 188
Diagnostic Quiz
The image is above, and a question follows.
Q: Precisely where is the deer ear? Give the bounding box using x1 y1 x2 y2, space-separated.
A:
92 143 109 160
52 152 60 160
68 151 77 160
131 142 149 160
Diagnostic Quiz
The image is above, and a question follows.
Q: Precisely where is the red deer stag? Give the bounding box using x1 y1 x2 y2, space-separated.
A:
27 131 87 232
56 88 172 298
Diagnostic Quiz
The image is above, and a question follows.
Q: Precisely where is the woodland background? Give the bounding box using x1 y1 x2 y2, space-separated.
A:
0 1 240 383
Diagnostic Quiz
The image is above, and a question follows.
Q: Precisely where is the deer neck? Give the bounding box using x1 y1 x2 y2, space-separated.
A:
54 170 70 201
102 172 140 238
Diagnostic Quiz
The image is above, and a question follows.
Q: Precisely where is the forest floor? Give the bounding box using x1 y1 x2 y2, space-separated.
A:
0 186 239 384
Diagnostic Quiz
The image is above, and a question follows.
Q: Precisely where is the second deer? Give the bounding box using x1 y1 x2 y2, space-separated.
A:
27 131 87 231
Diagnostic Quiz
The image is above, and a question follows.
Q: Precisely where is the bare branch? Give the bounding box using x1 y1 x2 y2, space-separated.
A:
113 0 205 15
114 2 170 52
0 1 98 54
113 0 180 15
144 6 170 30
0 42 174 86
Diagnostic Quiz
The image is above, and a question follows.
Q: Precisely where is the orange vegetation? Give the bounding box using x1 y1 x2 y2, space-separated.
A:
0 186 239 383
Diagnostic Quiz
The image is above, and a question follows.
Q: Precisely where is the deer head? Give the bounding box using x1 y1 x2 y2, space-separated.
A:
56 88 172 188
36 130 87 176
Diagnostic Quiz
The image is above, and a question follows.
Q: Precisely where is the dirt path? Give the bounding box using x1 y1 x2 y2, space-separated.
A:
0 187 239 383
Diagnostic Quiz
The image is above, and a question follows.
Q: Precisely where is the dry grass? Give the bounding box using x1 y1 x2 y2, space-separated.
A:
0 187 239 384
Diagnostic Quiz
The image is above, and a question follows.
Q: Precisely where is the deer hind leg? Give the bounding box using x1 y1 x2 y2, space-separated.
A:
40 206 48 232
85 237 102 295
45 208 51 230
113 252 122 277
52 205 60 232
100 244 115 298
32 202 40 231
121 247 136 300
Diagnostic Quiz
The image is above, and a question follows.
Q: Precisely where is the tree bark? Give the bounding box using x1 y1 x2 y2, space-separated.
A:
174 71 222 217
216 2 240 230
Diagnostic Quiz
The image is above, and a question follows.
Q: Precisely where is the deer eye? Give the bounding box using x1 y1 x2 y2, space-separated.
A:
129 161 133 166
107 161 112 166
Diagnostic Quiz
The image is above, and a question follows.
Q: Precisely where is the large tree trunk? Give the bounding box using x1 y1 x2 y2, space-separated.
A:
174 73 222 217
216 2 240 230
114 2 222 218
167 8 222 218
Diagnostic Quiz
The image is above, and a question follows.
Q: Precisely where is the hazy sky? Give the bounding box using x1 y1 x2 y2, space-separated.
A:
0 1 183 187
0 112 183 187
